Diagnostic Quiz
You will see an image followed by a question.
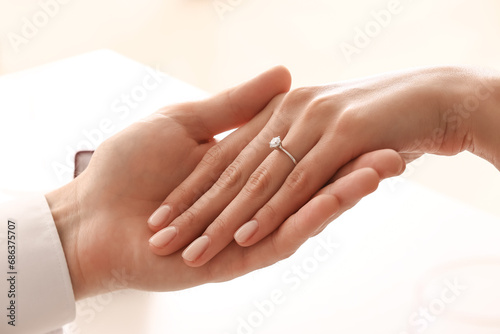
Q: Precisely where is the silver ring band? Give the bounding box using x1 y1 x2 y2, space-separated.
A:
269 136 297 165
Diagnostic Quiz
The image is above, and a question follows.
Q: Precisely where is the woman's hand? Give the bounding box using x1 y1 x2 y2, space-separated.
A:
148 66 500 267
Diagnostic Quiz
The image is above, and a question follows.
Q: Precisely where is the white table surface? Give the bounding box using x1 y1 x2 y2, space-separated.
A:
0 51 499 334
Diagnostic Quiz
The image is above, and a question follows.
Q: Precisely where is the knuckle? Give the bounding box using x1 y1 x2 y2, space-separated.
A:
334 108 358 136
303 95 334 119
245 166 272 196
169 186 191 211
177 209 196 229
201 144 225 168
274 87 316 119
216 162 244 191
284 87 316 106
280 249 297 261
305 93 349 126
206 217 230 238
271 233 296 261
284 167 309 193
271 87 320 126
170 184 188 202
259 203 278 222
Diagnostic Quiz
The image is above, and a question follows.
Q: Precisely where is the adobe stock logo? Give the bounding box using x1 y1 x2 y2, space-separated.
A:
233 235 340 334
6 0 73 53
340 0 403 63
399 277 467 334
51 65 168 182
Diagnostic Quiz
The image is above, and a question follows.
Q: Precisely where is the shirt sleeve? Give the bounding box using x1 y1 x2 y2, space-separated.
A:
0 194 76 334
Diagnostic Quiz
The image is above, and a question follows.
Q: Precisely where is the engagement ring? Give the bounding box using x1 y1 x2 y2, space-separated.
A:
270 136 297 165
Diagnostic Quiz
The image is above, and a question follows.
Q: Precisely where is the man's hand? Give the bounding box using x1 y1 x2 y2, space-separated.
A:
45 66 292 299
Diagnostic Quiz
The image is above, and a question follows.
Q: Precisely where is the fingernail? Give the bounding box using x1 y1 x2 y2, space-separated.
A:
182 236 210 262
148 205 171 227
234 220 259 244
149 226 177 248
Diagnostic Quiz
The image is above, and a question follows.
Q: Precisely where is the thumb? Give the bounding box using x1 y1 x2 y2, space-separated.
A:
190 66 292 139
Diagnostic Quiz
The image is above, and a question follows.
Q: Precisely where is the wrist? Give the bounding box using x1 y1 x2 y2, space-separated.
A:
433 66 500 163
45 180 88 300
468 69 500 168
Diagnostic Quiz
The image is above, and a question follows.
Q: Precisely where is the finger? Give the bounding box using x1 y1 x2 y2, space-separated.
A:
179 123 323 266
310 157 401 236
148 131 272 255
149 95 294 254
148 66 291 231
329 149 406 183
399 152 423 164
236 149 405 246
286 167 380 243
217 134 350 255
205 167 381 278
147 105 269 231
186 65 291 140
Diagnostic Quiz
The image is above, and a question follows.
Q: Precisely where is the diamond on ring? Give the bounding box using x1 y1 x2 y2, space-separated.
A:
269 136 282 149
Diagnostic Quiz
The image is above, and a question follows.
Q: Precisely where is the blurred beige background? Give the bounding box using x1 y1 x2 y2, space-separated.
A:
1 0 500 217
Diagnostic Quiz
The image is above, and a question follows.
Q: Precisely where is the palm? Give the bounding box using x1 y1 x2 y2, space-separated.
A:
77 112 220 291
79 109 296 293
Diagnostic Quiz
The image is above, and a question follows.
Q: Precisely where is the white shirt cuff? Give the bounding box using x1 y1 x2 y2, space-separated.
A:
0 194 76 333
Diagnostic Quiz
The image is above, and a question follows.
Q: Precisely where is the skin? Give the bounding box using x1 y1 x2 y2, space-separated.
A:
148 66 500 267
44 66 404 300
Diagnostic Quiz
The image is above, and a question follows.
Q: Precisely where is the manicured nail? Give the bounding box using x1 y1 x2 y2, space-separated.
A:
149 226 177 248
234 220 259 244
182 236 210 262
148 205 171 227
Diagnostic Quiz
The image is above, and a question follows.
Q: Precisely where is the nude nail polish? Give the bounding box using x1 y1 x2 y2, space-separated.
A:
149 226 177 248
148 205 171 227
234 220 259 244
182 236 210 262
